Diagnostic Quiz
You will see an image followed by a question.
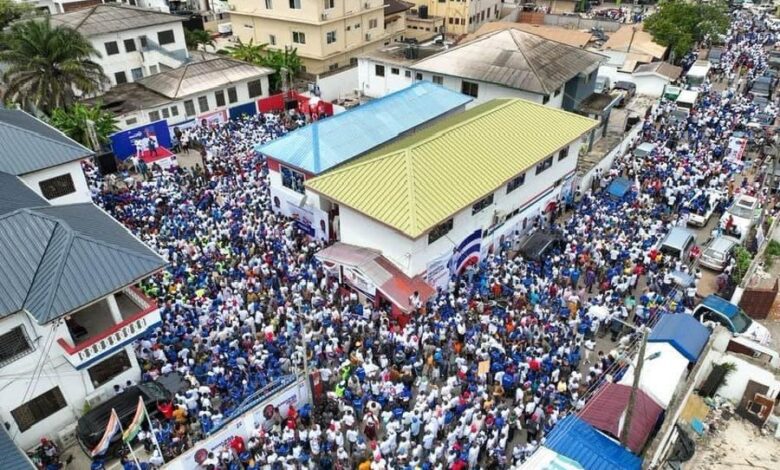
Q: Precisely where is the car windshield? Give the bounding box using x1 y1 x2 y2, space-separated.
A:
731 311 752 333
703 248 724 260
728 204 754 219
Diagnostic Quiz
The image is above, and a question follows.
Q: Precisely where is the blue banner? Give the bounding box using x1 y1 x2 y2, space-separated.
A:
109 120 172 160
229 102 258 120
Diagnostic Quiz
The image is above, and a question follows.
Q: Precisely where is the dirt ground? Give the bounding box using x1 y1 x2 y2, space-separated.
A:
685 418 780 470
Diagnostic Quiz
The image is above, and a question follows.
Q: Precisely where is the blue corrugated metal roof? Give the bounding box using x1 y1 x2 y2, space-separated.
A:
545 415 642 470
701 294 740 319
649 314 710 362
256 82 472 174
0 426 34 470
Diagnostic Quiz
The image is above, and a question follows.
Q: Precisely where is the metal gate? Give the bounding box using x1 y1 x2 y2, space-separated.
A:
739 279 778 319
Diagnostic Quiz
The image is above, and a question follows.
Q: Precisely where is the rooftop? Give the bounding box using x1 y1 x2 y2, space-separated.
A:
411 28 606 95
0 173 165 324
603 25 667 59
463 22 594 48
257 82 471 175
361 43 448 67
576 92 621 115
48 4 184 37
306 99 597 238
0 109 92 175
385 0 414 16
633 61 683 81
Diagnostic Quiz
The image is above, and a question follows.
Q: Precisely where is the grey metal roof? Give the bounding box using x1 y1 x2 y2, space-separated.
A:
0 195 165 323
138 57 274 99
411 28 606 95
0 426 34 470
0 110 92 175
48 4 184 37
83 82 170 117
0 172 48 216
633 61 683 81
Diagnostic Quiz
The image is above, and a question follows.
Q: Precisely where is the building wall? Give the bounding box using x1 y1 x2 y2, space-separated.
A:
631 74 670 97
408 0 501 35
114 74 270 129
21 160 92 205
332 139 582 277
562 70 598 112
358 57 415 98
405 15 445 41
89 21 189 87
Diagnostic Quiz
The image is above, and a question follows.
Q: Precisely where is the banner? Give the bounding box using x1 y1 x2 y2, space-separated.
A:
425 252 451 291
726 136 747 162
450 229 482 274
109 120 172 160
343 266 376 298
229 101 258 120
269 186 329 240
197 109 228 127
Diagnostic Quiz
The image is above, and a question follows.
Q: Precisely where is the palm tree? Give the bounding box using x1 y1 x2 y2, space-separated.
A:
185 28 215 52
1 19 106 114
260 47 303 91
224 38 267 64
49 103 117 149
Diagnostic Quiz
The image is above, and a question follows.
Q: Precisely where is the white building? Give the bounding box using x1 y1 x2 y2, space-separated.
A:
0 174 165 451
358 28 605 112
596 24 668 85
306 99 596 291
630 61 683 97
49 4 190 88
0 109 93 205
88 55 273 129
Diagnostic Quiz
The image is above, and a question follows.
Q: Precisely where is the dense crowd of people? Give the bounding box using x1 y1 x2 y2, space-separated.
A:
76 8 778 470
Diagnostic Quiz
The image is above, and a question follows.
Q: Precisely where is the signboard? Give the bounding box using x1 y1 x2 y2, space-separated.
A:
343 266 376 299
269 186 329 240
425 253 451 291
109 120 172 160
197 109 228 127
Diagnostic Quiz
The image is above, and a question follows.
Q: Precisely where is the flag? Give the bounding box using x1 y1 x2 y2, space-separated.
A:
122 397 146 443
90 409 121 457
450 229 482 274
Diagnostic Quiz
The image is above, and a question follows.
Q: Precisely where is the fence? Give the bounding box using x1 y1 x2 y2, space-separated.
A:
542 14 624 32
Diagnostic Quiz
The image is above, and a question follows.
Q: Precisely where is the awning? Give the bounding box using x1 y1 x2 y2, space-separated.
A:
580 383 664 453
649 314 710 362
545 415 642 470
315 242 435 313
619 342 689 409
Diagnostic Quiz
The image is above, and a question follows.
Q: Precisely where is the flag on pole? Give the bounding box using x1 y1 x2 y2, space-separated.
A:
90 409 121 457
122 397 145 443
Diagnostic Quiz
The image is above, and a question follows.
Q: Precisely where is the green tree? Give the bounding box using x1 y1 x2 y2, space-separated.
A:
1 19 106 114
49 103 118 149
644 0 730 61
224 38 267 64
0 0 34 30
260 48 303 91
185 28 215 51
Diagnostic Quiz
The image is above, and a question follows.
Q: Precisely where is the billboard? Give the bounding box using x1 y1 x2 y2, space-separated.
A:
109 120 172 160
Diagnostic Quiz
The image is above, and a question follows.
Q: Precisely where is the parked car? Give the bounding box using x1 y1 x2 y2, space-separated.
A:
685 189 723 227
658 226 697 263
517 231 563 262
613 81 637 107
77 381 172 457
750 75 774 98
595 75 611 94
708 47 724 66
720 193 760 243
693 294 772 345
699 237 737 271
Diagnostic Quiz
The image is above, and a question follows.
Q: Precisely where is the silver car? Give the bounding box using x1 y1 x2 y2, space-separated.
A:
699 237 736 271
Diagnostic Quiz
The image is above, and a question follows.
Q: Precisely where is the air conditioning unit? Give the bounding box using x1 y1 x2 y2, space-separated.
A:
85 388 109 409
365 33 372 41
57 423 78 449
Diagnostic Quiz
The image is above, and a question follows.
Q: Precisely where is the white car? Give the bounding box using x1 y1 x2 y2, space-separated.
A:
686 189 723 227
720 194 760 243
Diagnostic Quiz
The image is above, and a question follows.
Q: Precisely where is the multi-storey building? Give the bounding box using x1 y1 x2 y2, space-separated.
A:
407 0 501 36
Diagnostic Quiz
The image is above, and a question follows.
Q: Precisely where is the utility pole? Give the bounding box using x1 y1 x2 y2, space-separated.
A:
621 327 647 448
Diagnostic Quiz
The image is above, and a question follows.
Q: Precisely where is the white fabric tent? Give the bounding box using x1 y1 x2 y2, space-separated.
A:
619 342 689 409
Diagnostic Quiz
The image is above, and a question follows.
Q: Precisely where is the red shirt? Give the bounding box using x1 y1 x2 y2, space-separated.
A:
229 435 245 454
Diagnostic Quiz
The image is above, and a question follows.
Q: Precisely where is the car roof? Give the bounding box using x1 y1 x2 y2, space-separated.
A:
707 237 736 252
663 227 695 248
614 81 635 88
701 294 739 318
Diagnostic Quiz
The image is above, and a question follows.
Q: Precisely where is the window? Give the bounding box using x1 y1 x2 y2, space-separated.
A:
292 31 306 44
88 351 132 387
324 0 334 8
369 19 378 29
184 99 196 116
448 17 453 25
350 57 358 66
461 80 478 98
265 0 272 8
126 118 138 126
269 34 276 46
354 23 360 29
149 110 161 122
227 86 238 103
215 89 226 107
391 67 399 75
404 70 411 78
157 30 175 45
115 71 127 84
326 31 336 44
415 72 422 81
281 165 305 194
139 35 148 48
170 106 179 116
289 0 301 9
542 95 550 104
161 108 170 119
149 64 158 74
104 41 119 55
472 194 494 215
507 173 526 193
130 67 143 81
428 218 453 244
197 96 209 113
247 79 264 98
536 156 553 175
39 174 75 200
554 87 561 97
558 147 569 161
0 326 33 367
432 75 443 85
329 63 339 71
375 64 385 77
346 25 351 31
12 388 67 432
123 38 136 52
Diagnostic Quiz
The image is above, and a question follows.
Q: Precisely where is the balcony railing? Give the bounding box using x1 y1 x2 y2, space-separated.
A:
57 288 161 370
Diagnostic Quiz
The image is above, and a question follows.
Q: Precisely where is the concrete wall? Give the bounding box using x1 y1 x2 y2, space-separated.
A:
562 70 598 111
542 13 623 32
577 120 643 194
316 66 360 101
631 74 672 97
21 160 92 205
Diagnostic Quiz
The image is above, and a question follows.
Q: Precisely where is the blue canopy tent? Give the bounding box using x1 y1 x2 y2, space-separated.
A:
544 415 642 470
649 314 710 362
606 177 633 200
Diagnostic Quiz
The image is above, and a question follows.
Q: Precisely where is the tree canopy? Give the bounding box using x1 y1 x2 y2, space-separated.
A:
185 28 215 51
0 0 34 30
644 0 730 60
49 103 117 149
224 40 302 92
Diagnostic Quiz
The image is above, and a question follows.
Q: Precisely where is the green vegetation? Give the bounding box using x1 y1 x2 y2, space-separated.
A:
185 28 215 51
224 39 302 92
224 38 268 63
764 239 780 268
732 245 753 285
644 0 730 60
0 0 35 31
49 103 117 149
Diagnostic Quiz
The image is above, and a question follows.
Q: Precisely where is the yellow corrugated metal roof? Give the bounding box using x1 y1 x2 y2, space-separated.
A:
306 99 597 239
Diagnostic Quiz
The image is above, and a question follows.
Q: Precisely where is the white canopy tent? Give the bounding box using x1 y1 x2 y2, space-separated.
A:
619 342 689 409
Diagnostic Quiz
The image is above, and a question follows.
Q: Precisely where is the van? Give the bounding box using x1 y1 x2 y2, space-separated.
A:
720 194 760 242
693 295 772 345
699 237 736 271
659 227 696 262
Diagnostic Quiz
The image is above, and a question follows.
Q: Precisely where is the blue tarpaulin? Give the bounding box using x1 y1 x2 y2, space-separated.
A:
229 101 258 120
606 177 633 199
649 314 710 362
545 415 642 470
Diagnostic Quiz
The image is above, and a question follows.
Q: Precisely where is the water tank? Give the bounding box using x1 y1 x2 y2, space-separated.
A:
419 5 428 19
